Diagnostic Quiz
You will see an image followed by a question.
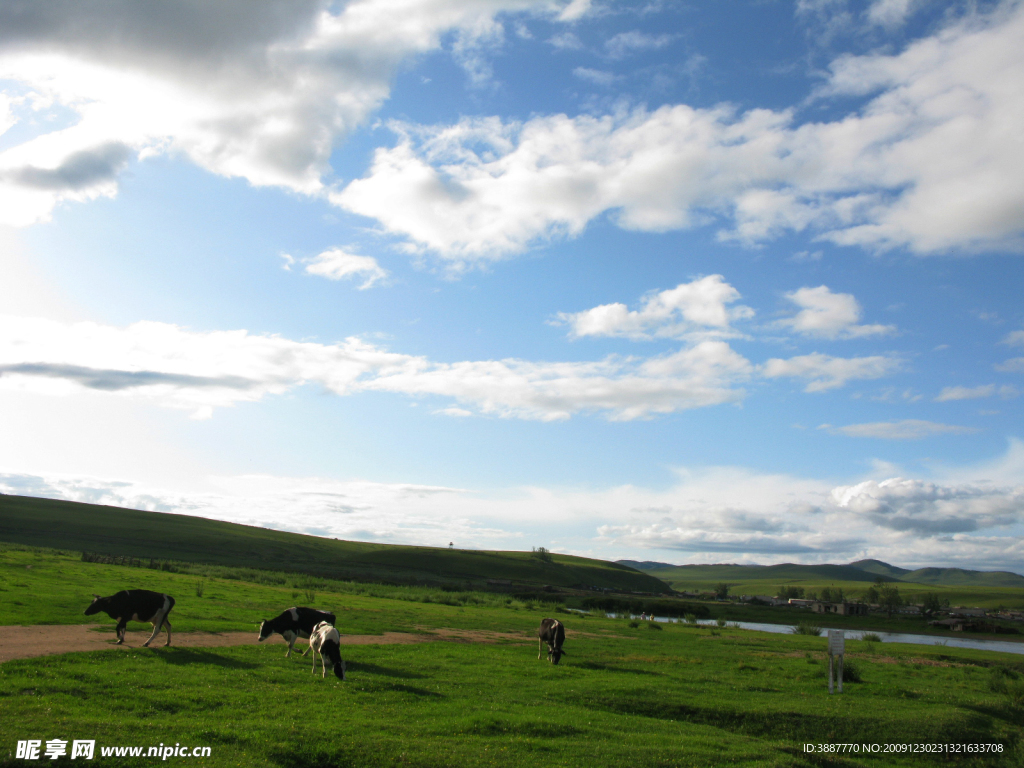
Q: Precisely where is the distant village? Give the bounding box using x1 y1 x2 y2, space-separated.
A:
672 584 1024 634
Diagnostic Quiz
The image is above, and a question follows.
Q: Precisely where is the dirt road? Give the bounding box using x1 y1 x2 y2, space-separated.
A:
0 625 529 663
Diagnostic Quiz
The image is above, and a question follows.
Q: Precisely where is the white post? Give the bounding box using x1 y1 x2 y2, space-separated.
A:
828 630 845 694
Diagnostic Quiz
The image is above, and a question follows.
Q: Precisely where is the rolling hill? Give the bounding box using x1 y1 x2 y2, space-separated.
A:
0 494 670 593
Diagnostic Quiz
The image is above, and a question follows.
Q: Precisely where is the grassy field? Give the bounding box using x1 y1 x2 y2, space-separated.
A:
0 494 669 593
2 544 1024 767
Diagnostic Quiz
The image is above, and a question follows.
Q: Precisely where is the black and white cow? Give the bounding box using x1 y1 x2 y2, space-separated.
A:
537 617 566 664
309 621 346 680
257 607 336 657
84 590 175 647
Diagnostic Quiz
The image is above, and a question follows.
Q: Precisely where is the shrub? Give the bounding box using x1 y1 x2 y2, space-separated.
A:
862 633 882 643
841 660 862 683
716 618 727 628
628 620 640 629
791 621 824 636
194 580 205 598
684 613 698 624
647 622 662 631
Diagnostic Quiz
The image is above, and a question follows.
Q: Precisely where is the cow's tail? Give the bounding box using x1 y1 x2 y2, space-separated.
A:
323 639 346 680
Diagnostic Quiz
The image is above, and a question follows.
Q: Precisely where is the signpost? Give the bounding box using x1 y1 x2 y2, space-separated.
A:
828 629 845 694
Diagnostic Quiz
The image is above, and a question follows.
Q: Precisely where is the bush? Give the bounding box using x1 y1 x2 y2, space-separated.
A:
194 580 205 598
647 622 662 631
628 620 640 629
841 660 862 683
791 621 824 636
716 618 727 628
862 633 882 643
684 613 698 625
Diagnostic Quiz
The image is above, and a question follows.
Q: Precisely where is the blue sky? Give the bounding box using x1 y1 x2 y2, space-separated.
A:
0 0 1022 571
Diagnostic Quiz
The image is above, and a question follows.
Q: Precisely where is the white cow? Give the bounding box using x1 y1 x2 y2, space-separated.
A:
309 621 346 680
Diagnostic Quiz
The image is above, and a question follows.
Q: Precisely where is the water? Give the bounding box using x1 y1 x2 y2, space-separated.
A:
608 613 1024 656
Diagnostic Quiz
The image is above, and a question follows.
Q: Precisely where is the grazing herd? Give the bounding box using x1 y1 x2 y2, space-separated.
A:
83 589 568 681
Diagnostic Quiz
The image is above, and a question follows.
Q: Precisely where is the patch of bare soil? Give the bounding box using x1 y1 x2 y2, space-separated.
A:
0 625 441 663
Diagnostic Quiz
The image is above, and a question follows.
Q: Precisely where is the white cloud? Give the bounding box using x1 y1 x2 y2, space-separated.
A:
336 3 1024 261
604 31 674 59
821 419 979 439
996 357 1024 373
780 285 894 339
935 384 995 401
1002 330 1024 347
761 352 900 392
555 275 753 340
0 314 752 422
303 247 388 289
866 0 922 28
935 384 1017 402
572 67 620 86
0 0 573 225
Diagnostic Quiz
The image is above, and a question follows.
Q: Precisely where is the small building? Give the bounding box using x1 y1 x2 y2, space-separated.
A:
812 601 869 616
788 598 815 608
950 607 986 618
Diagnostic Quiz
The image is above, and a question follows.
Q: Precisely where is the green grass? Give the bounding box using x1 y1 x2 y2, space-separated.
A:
0 494 669 593
2 545 1024 767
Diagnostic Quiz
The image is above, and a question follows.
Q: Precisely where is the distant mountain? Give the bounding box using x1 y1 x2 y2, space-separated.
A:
848 559 910 578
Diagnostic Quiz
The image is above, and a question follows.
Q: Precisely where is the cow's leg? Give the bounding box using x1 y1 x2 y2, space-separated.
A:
162 618 172 647
143 611 167 647
538 637 543 660
283 631 297 658
311 647 317 674
116 619 128 645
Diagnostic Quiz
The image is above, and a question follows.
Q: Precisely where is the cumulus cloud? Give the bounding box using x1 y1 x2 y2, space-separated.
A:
761 352 900 392
0 314 752 421
303 248 388 288
832 476 1024 535
555 275 753 340
780 285 894 339
336 3 1024 261
0 0 573 225
821 419 979 439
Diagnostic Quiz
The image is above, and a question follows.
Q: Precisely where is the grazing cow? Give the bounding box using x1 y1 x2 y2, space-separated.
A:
257 607 336 657
84 590 175 647
309 621 346 680
537 617 566 664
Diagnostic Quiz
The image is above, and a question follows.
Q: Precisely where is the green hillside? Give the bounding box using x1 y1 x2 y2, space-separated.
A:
901 567 1024 588
848 558 911 579
0 494 669 593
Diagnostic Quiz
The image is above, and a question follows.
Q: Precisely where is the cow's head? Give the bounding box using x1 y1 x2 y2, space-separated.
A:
333 659 347 681
84 594 106 616
257 620 273 642
548 647 565 665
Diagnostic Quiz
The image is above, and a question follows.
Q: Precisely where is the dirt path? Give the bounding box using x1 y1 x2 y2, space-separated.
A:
0 625 445 663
